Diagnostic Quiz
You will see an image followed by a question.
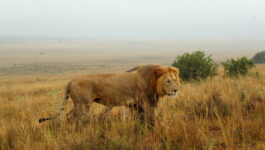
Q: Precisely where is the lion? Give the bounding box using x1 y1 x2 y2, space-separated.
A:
39 64 180 126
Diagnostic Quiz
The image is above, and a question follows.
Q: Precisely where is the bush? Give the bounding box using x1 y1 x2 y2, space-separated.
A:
172 51 218 81
221 57 255 77
252 51 265 64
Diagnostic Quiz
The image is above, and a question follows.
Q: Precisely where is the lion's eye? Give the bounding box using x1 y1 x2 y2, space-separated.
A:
166 80 171 83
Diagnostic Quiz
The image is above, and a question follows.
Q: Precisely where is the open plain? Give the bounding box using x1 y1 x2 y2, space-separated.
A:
0 39 264 149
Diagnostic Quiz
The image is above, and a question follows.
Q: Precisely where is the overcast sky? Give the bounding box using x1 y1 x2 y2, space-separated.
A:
0 0 265 39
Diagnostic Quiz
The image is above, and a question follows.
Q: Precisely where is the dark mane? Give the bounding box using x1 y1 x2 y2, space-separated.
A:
126 65 159 72
126 66 139 72
127 65 160 101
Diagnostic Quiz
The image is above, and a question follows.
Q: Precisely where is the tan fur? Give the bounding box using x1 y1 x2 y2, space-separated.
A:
39 64 180 125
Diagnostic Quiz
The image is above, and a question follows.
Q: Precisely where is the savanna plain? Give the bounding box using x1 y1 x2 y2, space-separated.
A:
0 39 264 150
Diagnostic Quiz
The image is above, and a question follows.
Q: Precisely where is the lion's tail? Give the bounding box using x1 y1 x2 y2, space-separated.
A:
39 83 71 123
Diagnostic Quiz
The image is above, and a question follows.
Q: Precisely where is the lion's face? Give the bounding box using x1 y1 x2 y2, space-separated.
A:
156 67 180 98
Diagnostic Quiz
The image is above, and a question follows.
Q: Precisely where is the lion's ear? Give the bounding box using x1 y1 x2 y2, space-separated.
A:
169 67 179 75
155 68 167 77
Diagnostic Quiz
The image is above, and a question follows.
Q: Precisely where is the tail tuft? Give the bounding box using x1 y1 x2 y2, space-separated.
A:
39 83 70 123
39 118 52 123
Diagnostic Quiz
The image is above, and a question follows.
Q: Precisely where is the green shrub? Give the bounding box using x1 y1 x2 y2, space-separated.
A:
252 51 265 64
221 57 255 77
172 51 218 81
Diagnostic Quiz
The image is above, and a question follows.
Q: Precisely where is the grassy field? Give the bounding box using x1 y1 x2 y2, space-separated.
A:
0 39 264 149
0 62 264 149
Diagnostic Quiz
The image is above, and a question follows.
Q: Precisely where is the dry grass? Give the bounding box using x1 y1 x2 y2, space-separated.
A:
0 65 264 150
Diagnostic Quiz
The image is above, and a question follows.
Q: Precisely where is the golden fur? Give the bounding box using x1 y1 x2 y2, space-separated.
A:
39 64 180 125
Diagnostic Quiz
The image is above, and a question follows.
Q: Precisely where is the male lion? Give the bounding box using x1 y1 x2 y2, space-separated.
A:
39 65 180 126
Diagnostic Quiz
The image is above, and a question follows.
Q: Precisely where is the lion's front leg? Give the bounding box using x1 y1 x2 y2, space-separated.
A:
140 100 156 128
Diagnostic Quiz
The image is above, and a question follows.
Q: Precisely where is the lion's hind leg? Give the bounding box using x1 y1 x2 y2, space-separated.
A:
66 109 76 122
66 98 93 123
98 106 113 121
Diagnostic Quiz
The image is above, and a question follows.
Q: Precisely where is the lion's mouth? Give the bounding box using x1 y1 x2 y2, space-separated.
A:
168 94 177 98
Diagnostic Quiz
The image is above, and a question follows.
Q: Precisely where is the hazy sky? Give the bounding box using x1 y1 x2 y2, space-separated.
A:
0 0 265 39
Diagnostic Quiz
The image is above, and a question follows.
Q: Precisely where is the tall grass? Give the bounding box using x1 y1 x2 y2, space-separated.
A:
0 65 264 150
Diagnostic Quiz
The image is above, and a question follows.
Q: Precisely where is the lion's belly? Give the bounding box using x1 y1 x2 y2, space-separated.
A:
95 97 136 107
93 80 139 107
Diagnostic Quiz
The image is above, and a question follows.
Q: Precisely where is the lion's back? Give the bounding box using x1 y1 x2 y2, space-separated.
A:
68 72 140 103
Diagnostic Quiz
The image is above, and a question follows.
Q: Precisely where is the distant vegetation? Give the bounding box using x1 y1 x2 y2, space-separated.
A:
222 57 255 78
172 51 218 81
0 63 88 75
252 51 265 64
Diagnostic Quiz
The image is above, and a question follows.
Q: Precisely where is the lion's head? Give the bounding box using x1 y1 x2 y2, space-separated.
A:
127 65 180 98
155 66 180 98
